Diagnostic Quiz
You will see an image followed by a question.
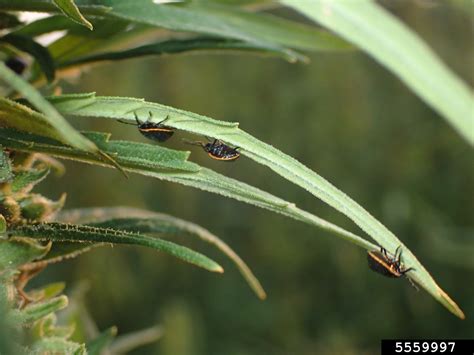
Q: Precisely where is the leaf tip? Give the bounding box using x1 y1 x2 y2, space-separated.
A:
437 286 465 320
257 289 267 300
213 265 224 274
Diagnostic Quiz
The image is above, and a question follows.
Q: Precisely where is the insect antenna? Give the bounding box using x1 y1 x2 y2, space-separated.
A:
134 112 143 125
116 112 142 126
182 138 206 148
116 119 137 126
155 113 170 125
98 150 128 178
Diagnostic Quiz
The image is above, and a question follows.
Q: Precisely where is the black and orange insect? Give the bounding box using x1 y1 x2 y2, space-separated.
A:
367 246 414 278
120 112 174 142
184 138 240 162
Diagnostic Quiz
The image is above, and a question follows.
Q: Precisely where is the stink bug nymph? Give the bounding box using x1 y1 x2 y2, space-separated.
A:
367 246 414 278
119 112 174 142
184 138 240 161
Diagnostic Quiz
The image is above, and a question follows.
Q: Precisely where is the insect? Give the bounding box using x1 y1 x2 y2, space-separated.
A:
184 138 240 161
119 112 174 142
367 246 414 278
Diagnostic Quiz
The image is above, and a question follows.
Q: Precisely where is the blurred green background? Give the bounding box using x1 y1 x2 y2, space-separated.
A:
32 2 473 354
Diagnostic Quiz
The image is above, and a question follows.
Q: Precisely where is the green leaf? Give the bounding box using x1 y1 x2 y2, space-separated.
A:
49 93 464 319
0 66 96 153
29 337 86 355
47 244 105 272
0 148 13 183
0 238 51 271
12 16 132 71
36 282 66 300
11 168 50 193
53 0 93 30
86 326 117 355
8 223 224 273
47 19 133 65
0 0 351 52
104 1 351 52
0 127 198 172
0 127 374 253
109 325 163 354
61 36 307 67
30 242 99 267
280 0 474 145
18 295 68 325
14 15 81 37
0 95 125 177
1 33 55 82
59 207 267 299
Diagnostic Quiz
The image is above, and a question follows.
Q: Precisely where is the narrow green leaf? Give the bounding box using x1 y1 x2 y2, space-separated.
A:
280 0 474 145
0 65 96 153
0 148 13 183
59 207 266 299
0 238 51 271
1 33 55 82
104 1 352 52
0 127 373 299
109 325 163 354
12 16 132 73
37 282 66 300
29 337 86 355
86 326 117 355
49 93 464 318
19 295 68 324
8 223 224 273
29 242 99 267
0 98 70 146
0 96 126 178
53 0 93 30
61 36 307 67
47 19 133 65
0 0 351 52
14 15 81 37
0 128 199 172
0 127 374 253
11 168 50 193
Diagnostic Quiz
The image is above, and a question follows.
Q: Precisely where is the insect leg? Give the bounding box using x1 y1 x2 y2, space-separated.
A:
158 115 170 125
396 246 402 264
134 112 142 125
182 138 206 148
117 119 137 126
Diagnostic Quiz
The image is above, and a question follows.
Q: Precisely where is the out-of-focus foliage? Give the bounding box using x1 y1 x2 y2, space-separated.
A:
0 0 472 354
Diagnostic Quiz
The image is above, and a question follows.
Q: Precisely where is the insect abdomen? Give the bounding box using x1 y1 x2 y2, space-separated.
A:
367 251 401 278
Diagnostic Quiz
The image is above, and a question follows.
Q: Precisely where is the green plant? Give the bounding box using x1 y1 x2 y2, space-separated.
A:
1 1 471 352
